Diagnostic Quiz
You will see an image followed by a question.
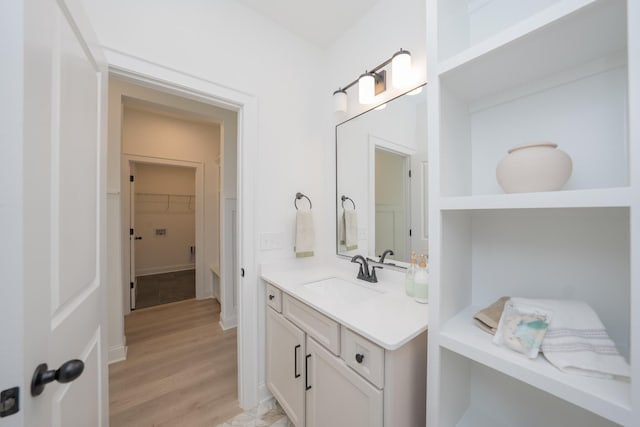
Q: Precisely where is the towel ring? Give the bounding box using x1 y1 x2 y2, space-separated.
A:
341 195 356 210
295 192 312 210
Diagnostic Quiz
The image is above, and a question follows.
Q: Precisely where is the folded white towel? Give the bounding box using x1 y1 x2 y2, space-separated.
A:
295 208 314 258
344 209 358 251
511 298 630 380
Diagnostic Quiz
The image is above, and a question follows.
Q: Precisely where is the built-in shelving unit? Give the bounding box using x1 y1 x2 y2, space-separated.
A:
426 0 638 426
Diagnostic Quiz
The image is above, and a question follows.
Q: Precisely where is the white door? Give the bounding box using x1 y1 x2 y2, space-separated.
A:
1 0 107 425
129 163 137 310
410 153 429 255
305 337 383 427
266 307 305 426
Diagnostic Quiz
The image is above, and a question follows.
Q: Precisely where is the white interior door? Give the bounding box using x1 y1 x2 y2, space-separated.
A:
19 0 107 425
129 163 137 310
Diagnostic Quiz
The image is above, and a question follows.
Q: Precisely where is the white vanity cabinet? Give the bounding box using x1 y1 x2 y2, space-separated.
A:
265 282 427 427
266 307 305 426
305 336 383 427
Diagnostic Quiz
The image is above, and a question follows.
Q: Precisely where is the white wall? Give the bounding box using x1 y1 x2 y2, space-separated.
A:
85 0 327 400
84 0 328 263
325 0 427 260
325 0 427 122
124 106 218 277
85 0 424 402
134 163 196 275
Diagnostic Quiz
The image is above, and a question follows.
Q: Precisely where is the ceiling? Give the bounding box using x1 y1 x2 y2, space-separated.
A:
235 0 380 48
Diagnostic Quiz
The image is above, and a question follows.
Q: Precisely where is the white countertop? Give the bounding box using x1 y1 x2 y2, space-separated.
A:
261 265 428 351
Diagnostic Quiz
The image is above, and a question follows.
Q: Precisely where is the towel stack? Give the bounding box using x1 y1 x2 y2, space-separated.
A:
475 297 630 380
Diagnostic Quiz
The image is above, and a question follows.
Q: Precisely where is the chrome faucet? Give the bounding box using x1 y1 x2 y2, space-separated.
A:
350 254 379 283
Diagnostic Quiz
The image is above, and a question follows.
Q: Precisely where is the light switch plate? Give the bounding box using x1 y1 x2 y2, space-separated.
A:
358 228 367 240
260 232 284 251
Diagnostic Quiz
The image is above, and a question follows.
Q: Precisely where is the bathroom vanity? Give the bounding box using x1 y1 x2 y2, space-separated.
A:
262 267 428 427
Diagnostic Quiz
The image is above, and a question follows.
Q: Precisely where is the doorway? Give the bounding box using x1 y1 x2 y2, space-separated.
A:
106 57 260 408
130 162 197 309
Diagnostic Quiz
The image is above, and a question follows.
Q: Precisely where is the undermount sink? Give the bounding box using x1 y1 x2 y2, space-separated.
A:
303 277 385 304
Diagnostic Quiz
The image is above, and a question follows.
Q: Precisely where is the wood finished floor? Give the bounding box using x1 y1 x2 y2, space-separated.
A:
109 299 241 427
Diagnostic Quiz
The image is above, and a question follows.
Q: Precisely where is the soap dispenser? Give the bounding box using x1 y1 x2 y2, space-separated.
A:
405 251 417 297
414 254 429 304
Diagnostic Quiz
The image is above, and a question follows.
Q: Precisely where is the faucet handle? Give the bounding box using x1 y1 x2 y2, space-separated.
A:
369 265 381 283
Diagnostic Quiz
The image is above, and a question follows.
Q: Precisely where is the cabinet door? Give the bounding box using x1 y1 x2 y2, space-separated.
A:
306 337 383 427
267 307 305 426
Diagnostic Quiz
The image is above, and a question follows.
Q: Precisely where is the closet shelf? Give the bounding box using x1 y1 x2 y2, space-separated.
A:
439 306 632 426
439 187 632 211
438 0 626 103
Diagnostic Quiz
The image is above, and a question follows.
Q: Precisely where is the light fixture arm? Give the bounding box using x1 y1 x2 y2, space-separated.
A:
338 57 394 93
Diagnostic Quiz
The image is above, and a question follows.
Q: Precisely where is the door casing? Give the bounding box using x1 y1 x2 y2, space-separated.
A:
107 51 261 408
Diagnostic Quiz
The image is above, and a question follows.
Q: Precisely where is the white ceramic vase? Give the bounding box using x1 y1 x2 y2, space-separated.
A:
496 142 572 193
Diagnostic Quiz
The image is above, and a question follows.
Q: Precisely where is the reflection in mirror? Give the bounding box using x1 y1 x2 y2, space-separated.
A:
336 85 428 266
375 148 409 261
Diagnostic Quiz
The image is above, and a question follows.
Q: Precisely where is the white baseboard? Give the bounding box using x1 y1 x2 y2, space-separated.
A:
219 312 238 330
108 344 127 364
258 382 272 406
136 263 195 276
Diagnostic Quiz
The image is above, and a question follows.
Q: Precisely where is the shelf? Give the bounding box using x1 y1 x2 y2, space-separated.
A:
439 306 632 425
438 0 626 103
439 187 632 210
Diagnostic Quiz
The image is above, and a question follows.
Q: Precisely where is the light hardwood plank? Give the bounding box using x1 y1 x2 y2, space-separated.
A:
109 298 241 427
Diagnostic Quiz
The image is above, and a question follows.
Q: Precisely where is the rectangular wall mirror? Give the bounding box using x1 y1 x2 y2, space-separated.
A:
336 84 428 266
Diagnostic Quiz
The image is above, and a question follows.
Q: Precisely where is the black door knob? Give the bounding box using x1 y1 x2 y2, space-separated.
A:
134 236 142 240
269 294 275 300
31 359 84 396
355 353 365 364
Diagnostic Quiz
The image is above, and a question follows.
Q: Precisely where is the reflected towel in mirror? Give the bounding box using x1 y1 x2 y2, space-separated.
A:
339 209 358 251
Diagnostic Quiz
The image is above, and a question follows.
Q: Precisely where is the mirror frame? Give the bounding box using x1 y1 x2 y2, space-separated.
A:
335 83 427 269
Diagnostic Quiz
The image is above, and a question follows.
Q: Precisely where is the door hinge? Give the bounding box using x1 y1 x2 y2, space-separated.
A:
130 175 134 182
130 282 134 289
409 229 412 237
240 268 245 278
130 228 134 236
409 169 412 178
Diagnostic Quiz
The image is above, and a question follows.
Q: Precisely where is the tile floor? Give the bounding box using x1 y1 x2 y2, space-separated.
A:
216 399 293 427
135 269 195 308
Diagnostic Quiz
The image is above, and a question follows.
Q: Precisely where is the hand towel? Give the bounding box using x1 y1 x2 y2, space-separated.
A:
512 297 630 380
344 209 358 251
295 208 314 258
474 296 510 335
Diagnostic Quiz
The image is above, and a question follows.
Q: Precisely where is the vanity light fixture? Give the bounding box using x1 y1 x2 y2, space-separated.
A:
391 49 412 89
333 88 348 112
333 48 414 112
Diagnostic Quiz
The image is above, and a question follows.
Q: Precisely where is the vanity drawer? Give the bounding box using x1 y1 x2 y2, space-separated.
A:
283 294 340 355
341 327 385 389
265 283 282 313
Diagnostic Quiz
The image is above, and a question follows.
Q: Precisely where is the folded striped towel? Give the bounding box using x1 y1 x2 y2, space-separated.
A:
511 298 630 380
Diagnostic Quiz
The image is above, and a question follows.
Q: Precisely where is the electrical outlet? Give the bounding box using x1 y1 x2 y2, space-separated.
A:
260 232 284 251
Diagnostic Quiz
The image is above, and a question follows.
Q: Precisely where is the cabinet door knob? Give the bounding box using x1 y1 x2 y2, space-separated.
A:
355 353 365 364
269 294 275 300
